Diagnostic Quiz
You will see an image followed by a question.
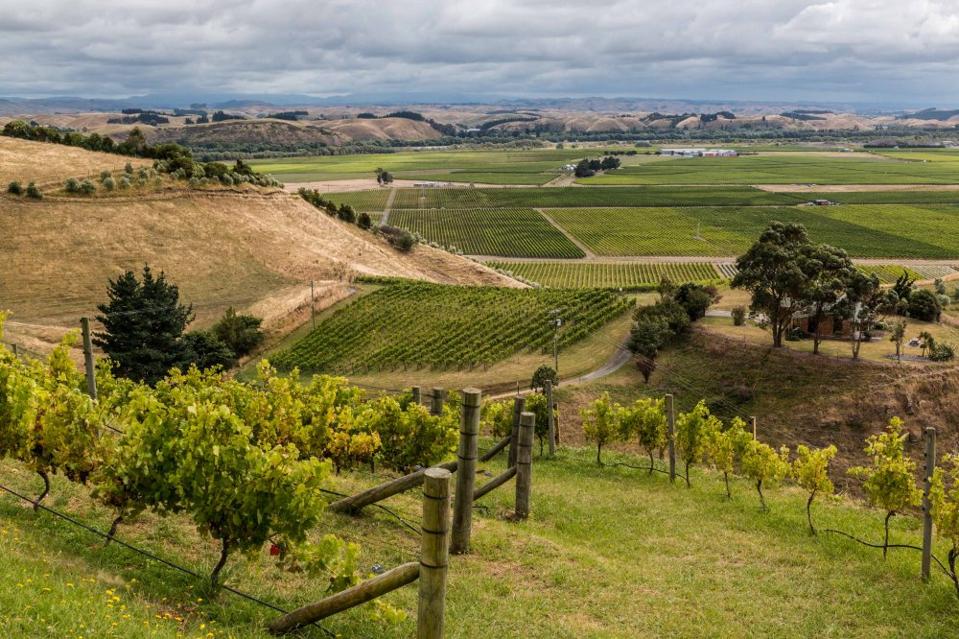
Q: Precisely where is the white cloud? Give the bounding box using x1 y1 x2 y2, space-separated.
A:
2 0 959 103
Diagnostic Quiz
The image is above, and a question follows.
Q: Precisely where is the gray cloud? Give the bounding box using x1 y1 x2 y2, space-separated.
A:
2 0 959 104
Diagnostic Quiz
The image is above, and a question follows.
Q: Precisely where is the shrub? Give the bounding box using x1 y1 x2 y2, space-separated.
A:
119 176 131 190
64 177 80 193
7 180 23 195
25 182 42 199
102 176 116 191
731 306 746 326
674 282 718 320
525 392 552 454
379 225 416 252
930 342 956 362
357 211 373 230
99 170 112 183
907 288 942 322
337 204 357 223
79 180 96 195
124 162 134 174
211 307 264 358
530 365 558 392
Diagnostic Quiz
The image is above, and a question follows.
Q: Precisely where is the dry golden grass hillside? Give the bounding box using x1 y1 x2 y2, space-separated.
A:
0 137 150 187
0 138 516 352
1 189 514 329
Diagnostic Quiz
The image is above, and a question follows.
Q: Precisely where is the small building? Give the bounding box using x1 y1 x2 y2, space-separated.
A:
811 199 835 206
660 148 706 157
660 148 737 158
702 149 738 157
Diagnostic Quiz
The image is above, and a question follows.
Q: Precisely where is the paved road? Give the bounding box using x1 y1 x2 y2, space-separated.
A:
489 343 632 400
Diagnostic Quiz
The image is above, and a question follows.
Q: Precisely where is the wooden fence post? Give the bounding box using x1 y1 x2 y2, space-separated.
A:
545 380 556 457
430 387 446 416
81 317 98 400
418 468 451 639
451 388 481 555
666 394 676 483
751 416 757 440
412 386 422 405
515 412 534 519
922 426 937 582
508 396 526 467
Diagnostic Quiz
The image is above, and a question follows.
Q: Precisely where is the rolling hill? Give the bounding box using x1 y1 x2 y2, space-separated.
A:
0 139 516 353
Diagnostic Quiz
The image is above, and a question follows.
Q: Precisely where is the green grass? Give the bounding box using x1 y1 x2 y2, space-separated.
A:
250 149 590 184
389 208 585 258
487 261 723 289
271 281 629 372
547 204 959 258
579 153 959 185
2 440 958 639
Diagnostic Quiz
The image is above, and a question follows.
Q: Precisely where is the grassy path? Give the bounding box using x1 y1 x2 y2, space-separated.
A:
536 209 596 258
380 187 397 225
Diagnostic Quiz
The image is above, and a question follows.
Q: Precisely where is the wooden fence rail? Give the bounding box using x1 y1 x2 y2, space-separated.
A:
268 468 453 636
328 460 457 514
479 435 511 462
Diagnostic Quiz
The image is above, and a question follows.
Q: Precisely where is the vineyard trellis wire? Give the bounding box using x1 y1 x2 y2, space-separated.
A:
0 479 338 638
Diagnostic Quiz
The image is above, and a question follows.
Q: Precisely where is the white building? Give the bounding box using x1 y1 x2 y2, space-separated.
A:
660 148 737 158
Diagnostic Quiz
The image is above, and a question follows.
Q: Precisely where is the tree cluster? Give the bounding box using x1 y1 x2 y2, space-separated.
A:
627 278 718 382
297 188 372 229
732 222 952 359
573 156 621 177
94 267 264 384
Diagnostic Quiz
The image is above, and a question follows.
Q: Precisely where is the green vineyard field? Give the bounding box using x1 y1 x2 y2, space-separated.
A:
389 208 585 257
547 205 959 258
324 188 391 211
272 281 631 372
488 261 723 289
578 153 959 185
383 186 804 209
855 264 923 283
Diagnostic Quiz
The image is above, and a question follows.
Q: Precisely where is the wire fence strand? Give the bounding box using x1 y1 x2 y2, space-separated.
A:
0 480 335 638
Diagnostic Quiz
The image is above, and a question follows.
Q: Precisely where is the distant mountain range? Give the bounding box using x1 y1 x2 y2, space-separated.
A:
0 93 949 117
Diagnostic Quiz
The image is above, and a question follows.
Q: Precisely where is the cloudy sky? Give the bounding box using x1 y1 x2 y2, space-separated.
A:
3 0 959 105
